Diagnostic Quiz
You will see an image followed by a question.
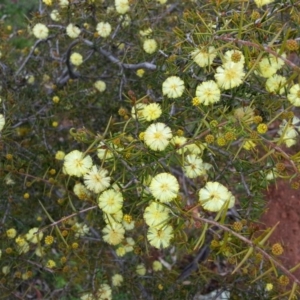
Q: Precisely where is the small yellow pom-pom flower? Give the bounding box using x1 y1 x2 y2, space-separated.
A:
205 134 214 144
257 123 268 134
118 107 128 116
136 69 145 77
286 39 299 51
278 275 289 286
192 97 201 106
6 228 17 239
265 283 273 291
139 132 145 140
249 131 258 139
72 242 79 249
45 235 54 245
176 129 184 136
49 169 56 175
210 120 218 128
291 181 300 189
271 243 284 256
210 239 219 248
251 11 260 20
232 221 243 232
158 284 163 290
52 121 58 127
52 96 60 103
123 214 132 223
60 256 67 264
275 163 285 172
55 150 65 160
6 154 13 160
62 230 68 237
253 116 263 124
216 136 226 146
23 193 30 199
224 132 236 141
46 260 56 269
6 248 13 254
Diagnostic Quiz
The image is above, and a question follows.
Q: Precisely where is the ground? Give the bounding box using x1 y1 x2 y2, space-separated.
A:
261 180 300 279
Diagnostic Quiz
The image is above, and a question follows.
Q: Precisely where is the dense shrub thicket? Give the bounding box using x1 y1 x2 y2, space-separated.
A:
1 0 300 299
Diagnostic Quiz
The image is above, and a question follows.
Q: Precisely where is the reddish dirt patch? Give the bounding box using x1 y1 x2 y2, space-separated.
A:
260 180 300 279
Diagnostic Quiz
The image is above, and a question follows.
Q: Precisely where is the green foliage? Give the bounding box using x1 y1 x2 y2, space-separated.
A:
1 0 300 299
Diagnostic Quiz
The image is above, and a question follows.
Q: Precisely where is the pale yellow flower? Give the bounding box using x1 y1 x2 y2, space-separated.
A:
115 0 130 14
84 166 111 193
102 223 125 245
72 222 89 238
116 246 126 257
287 84 300 106
143 39 158 54
183 143 205 155
97 141 114 160
144 122 173 151
50 10 60 22
223 50 245 66
32 23 49 39
2 266 10 275
162 76 185 99
42 0 52 5
131 103 146 120
98 189 123 214
191 46 217 67
0 114 5 132
124 237 135 252
94 80 106 92
254 0 275 8
149 173 179 203
257 57 277 78
265 283 273 291
66 23 81 39
26 227 43 244
63 150 93 177
153 260 163 271
195 80 221 105
59 0 69 7
55 150 65 160
73 182 91 200
144 201 170 228
104 210 123 225
46 260 56 269
143 103 162 121
265 74 286 94
112 274 124 286
136 69 145 77
96 22 112 38
6 228 17 239
70 52 83 66
147 225 174 249
183 154 209 178
139 28 153 36
136 263 146 276
170 135 187 154
199 181 235 212
215 62 245 90
278 117 300 147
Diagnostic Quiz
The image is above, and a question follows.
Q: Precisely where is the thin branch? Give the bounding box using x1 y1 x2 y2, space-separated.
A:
82 39 156 70
15 39 46 76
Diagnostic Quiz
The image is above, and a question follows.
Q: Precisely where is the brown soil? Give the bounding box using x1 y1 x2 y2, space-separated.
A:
260 180 300 279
